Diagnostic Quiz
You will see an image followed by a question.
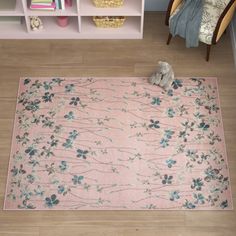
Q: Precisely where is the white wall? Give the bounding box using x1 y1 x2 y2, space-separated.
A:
145 0 168 11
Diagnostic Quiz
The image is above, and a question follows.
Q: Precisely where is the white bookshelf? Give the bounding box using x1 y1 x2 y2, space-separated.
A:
0 0 145 39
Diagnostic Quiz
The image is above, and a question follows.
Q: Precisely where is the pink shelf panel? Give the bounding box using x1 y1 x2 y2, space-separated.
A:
28 16 79 37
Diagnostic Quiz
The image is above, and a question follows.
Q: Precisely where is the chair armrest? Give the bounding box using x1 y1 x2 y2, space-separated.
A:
212 0 236 44
165 0 184 26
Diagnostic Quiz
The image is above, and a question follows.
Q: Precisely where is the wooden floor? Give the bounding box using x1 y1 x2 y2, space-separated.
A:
0 13 236 236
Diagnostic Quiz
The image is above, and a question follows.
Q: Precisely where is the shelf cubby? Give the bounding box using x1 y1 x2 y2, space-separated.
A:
0 1 24 16
79 0 142 16
26 0 78 16
0 0 145 39
80 16 141 39
0 16 27 38
28 16 79 38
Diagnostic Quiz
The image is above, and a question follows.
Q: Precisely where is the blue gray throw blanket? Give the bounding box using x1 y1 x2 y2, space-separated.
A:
169 0 204 48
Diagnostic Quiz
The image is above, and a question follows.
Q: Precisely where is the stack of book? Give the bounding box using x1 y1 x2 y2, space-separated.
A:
30 0 67 11
55 0 66 10
30 0 56 10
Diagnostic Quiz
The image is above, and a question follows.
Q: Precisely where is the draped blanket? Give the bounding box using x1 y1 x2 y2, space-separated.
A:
169 0 204 48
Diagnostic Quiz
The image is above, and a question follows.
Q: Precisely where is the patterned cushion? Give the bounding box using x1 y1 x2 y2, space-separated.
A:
170 2 226 45
205 0 230 9
199 3 223 44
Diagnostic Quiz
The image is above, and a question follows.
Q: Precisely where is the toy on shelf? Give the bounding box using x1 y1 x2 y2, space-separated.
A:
57 16 69 27
30 16 43 31
65 0 73 7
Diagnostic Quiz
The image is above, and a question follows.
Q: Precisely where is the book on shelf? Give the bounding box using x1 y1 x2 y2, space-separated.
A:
0 0 16 11
30 0 66 11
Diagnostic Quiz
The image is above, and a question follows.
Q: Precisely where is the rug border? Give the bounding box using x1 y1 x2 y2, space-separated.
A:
3 77 234 211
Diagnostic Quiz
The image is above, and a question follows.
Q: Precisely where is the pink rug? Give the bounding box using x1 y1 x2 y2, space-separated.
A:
4 77 233 210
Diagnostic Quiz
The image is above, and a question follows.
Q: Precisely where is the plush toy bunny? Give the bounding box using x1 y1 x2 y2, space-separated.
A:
30 16 43 31
149 61 175 90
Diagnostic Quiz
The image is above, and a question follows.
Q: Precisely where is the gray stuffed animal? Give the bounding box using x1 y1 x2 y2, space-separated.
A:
149 61 175 90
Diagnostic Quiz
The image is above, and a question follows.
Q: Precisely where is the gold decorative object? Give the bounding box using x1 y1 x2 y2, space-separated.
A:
92 0 124 8
93 16 126 28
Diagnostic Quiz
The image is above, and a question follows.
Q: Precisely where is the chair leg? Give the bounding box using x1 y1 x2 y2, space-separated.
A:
206 45 211 62
166 33 172 45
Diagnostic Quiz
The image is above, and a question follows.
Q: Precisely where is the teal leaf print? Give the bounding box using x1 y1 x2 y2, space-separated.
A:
170 191 180 201
18 200 36 209
77 149 89 159
65 84 75 93
42 92 54 103
166 108 175 118
205 104 219 114
193 193 205 204
25 146 37 157
31 80 42 89
41 146 54 158
149 120 160 129
11 165 26 176
164 129 175 139
43 81 53 90
34 185 45 197
198 122 210 131
54 125 63 134
204 167 220 182
166 159 176 168
162 174 173 184
172 79 183 90
183 200 196 209
151 97 161 105
45 194 59 208
190 78 205 86
27 174 36 184
16 132 30 146
160 138 169 148
59 161 68 172
25 99 41 112
191 178 204 191
69 130 79 140
45 163 56 175
42 117 54 128
72 175 84 185
57 185 70 196
62 139 73 149
64 111 75 120
48 135 59 147
52 78 64 85
70 97 80 106
24 78 31 85
220 200 228 209
167 89 173 96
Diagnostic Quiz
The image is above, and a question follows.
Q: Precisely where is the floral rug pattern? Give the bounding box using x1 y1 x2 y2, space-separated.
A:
4 77 233 210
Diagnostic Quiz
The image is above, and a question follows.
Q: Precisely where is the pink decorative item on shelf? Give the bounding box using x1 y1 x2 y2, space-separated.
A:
57 16 69 27
65 0 73 7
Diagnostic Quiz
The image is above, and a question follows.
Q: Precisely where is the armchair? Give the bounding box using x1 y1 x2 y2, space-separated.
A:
165 0 236 61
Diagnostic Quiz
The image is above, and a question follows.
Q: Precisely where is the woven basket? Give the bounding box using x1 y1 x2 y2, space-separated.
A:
93 16 126 28
92 0 124 8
